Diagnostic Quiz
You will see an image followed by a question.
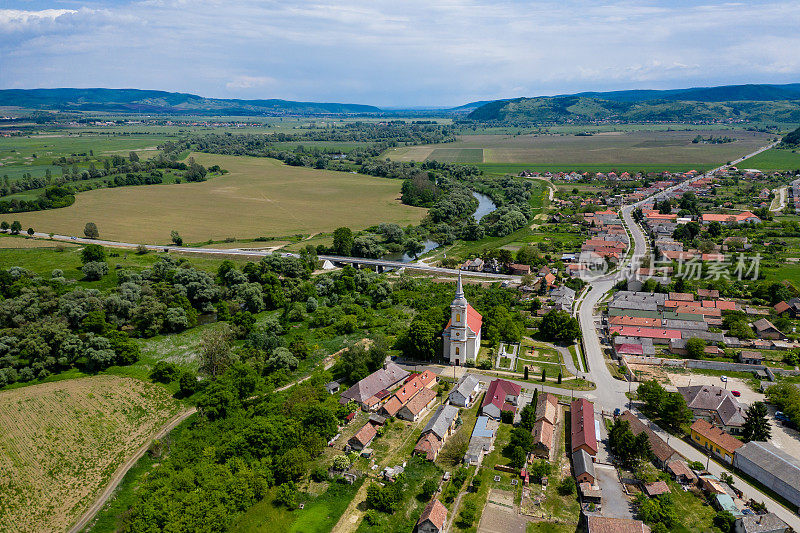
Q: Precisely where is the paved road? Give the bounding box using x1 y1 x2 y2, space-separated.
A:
771 186 787 212
30 232 520 281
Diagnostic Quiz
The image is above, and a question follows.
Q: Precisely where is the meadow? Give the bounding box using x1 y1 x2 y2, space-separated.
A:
15 153 425 244
383 130 775 171
0 375 184 532
737 147 800 170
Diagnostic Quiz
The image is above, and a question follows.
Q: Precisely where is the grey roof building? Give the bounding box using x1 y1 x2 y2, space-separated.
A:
734 441 800 508
572 449 596 483
422 404 460 441
448 375 481 408
339 363 409 406
734 512 789 533
681 330 725 342
679 385 746 431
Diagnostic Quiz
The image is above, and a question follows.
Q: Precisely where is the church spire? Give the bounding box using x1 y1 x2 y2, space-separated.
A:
453 271 467 307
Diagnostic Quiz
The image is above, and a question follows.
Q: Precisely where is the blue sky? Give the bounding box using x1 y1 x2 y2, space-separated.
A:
1 1 799 107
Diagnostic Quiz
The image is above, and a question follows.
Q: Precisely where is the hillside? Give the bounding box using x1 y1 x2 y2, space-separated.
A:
467 94 800 124
0 88 381 115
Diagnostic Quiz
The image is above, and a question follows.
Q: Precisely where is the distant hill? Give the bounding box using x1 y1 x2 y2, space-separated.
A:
0 88 381 115
466 83 800 123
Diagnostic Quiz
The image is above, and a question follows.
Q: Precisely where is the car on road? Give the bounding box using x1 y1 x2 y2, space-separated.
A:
731 390 741 397
720 375 728 383
776 411 790 422
613 408 621 416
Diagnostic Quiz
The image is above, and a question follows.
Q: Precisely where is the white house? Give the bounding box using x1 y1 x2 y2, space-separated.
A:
449 374 481 407
442 272 482 365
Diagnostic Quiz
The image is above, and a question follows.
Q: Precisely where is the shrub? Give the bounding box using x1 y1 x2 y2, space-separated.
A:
150 361 180 383
81 261 109 281
558 476 576 495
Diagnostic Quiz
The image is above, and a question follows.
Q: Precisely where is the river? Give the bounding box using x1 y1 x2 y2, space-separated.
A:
388 192 497 263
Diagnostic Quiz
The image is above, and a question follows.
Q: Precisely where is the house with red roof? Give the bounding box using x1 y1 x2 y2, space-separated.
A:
701 211 761 225
609 326 682 343
443 272 483 366
482 379 521 419
571 398 598 456
416 499 448 533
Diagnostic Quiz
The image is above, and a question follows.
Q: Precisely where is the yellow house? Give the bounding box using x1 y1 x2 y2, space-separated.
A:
690 419 743 464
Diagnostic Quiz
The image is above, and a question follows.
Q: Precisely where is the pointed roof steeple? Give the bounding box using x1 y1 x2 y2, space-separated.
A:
453 271 467 307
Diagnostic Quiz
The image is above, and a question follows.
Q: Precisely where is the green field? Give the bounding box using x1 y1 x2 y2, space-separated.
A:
384 130 775 170
16 153 425 244
737 147 800 170
427 148 484 163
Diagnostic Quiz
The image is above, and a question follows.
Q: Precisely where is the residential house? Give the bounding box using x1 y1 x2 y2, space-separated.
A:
679 385 746 433
509 263 531 276
774 298 800 318
573 449 596 484
701 211 761 225
414 404 461 461
690 419 743 463
397 387 437 422
449 374 481 408
339 363 410 409
734 513 789 533
618 411 678 469
734 441 800 509
644 481 671 497
571 398 598 456
753 318 782 340
416 499 448 533
348 422 378 451
381 371 436 417
586 516 651 533
482 379 521 419
531 393 559 458
325 381 340 394
738 351 765 365
697 288 721 299
551 285 576 312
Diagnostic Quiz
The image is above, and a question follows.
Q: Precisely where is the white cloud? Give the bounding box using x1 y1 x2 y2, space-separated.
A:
1 0 799 106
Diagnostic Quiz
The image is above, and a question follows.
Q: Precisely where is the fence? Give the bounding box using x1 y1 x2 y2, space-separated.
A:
622 355 800 378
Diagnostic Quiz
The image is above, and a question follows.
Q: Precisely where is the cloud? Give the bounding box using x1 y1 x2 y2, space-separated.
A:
1 0 799 106
225 76 277 90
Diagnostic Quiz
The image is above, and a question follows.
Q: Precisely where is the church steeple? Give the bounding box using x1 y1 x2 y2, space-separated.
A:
453 271 467 307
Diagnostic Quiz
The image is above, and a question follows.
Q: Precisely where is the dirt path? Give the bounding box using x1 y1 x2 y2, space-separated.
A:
68 407 197 533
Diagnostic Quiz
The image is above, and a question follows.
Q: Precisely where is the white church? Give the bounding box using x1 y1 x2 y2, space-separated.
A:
442 272 483 366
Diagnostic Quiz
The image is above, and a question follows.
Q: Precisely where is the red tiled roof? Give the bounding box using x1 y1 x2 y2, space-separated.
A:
609 326 681 340
690 419 743 453
414 433 441 461
418 499 448 530
482 379 522 412
571 398 598 455
351 422 377 447
609 315 661 327
445 304 483 334
616 343 644 355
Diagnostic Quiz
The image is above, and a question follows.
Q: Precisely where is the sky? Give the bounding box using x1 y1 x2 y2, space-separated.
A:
1 1 800 108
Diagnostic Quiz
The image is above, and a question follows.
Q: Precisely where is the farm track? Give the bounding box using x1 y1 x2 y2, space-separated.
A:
69 407 197 533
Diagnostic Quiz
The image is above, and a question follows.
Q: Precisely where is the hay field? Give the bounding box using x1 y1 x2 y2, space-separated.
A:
18 153 425 244
385 130 774 167
0 375 184 532
0 234 79 249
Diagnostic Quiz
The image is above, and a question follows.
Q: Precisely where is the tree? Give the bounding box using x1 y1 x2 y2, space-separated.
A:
332 227 354 256
81 243 106 264
685 337 706 359
274 482 298 508
403 239 425 259
81 261 109 281
541 368 546 382
558 476 576 495
83 222 99 239
26 227 34 236
637 379 667 415
539 310 581 343
713 510 736 533
456 501 477 528
0 221 8 232
660 392 693 430
10 220 22 235
523 366 529 380
199 324 234 378
708 221 722 237
510 445 527 469
742 401 771 442
609 419 651 468
170 230 183 246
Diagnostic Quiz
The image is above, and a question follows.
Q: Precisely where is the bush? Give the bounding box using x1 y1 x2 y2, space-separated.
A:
81 243 106 264
178 371 198 397
150 361 181 383
456 501 477 528
558 476 576 495
500 410 514 424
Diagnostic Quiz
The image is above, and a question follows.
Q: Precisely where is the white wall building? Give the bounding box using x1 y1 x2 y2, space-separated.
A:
442 273 482 365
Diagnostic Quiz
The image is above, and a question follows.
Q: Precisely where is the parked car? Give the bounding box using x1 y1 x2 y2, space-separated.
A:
731 390 741 397
720 375 728 383
776 411 790 422
614 408 621 416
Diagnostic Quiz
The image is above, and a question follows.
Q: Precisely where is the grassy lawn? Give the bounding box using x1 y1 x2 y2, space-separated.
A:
354 458 442 533
527 523 579 533
667 480 717 533
737 147 800 171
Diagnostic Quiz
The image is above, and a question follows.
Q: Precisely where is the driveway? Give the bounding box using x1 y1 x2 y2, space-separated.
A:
594 464 633 519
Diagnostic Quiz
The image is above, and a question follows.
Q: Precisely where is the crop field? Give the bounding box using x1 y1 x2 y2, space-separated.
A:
738 147 800 170
0 375 184 532
17 153 425 244
426 147 484 163
0 133 172 180
384 130 774 171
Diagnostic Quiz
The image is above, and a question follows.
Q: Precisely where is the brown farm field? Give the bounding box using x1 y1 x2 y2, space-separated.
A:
383 130 774 168
17 153 425 244
0 376 184 532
